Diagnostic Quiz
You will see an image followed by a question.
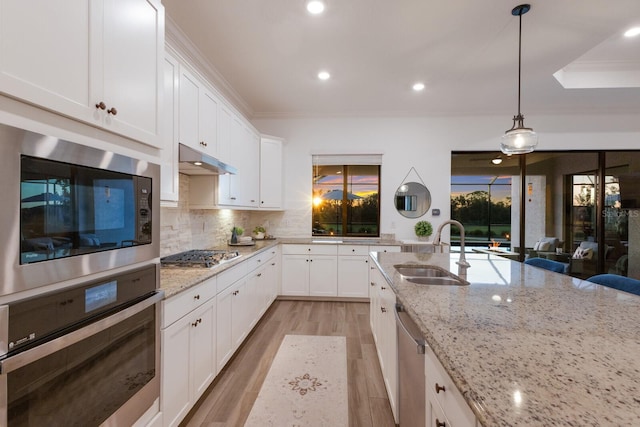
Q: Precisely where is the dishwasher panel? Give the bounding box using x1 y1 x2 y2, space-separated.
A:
395 303 426 427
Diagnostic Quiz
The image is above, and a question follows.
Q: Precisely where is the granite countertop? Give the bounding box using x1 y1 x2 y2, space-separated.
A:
278 237 402 246
160 240 279 298
371 251 640 426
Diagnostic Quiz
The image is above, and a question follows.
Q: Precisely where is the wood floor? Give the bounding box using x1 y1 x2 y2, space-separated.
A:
180 300 396 427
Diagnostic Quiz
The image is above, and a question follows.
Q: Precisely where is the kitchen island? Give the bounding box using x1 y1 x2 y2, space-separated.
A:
371 251 640 426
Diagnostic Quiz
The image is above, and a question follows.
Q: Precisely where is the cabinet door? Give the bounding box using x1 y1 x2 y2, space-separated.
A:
162 316 191 427
259 137 283 209
189 299 217 399
309 255 338 296
281 254 310 296
379 283 398 417
101 0 163 146
217 116 243 206
199 87 219 156
216 285 234 372
231 279 250 350
0 0 93 121
217 104 233 164
243 129 260 207
179 68 200 150
337 256 370 297
161 52 179 203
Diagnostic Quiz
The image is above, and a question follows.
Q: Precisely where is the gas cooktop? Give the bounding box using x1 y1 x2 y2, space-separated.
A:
160 249 241 268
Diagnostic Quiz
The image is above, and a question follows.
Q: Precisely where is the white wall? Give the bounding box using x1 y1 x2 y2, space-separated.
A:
252 113 640 241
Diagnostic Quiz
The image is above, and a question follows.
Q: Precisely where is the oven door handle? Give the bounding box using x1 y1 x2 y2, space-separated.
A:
0 290 163 375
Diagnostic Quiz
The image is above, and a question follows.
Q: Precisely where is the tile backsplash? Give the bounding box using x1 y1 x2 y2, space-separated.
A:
160 174 294 256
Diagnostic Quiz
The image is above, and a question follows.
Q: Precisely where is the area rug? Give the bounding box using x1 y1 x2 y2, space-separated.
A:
244 335 348 426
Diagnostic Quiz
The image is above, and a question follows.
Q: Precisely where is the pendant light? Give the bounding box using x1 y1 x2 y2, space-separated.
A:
501 4 538 155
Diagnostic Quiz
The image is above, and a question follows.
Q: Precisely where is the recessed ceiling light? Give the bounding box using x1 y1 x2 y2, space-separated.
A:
306 0 325 14
624 27 640 38
412 82 425 91
318 70 330 80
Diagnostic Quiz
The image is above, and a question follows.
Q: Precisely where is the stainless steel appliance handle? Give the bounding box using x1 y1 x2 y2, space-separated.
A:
0 290 163 374
395 303 426 354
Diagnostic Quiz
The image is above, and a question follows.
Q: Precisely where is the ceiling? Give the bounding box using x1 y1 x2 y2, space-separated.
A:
163 0 640 119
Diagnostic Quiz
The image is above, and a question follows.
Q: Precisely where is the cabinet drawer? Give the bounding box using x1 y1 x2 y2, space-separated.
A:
217 262 248 293
369 245 401 254
425 347 476 427
282 244 338 255
246 248 277 272
338 245 369 256
162 276 217 328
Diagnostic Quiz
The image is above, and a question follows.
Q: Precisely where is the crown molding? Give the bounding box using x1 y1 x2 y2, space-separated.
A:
165 16 254 119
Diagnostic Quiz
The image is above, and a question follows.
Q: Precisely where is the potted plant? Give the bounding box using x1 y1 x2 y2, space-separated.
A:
253 225 266 240
414 220 433 240
230 226 244 244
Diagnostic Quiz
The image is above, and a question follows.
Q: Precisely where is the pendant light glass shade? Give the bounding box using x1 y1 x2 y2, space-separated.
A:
501 4 537 155
501 114 538 154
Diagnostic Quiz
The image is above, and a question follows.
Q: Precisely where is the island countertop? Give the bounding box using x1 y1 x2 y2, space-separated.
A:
371 251 640 426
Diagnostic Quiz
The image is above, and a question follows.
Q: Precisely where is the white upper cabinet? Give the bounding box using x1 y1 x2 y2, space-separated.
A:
259 136 283 209
218 116 260 208
0 0 164 147
178 67 219 157
161 51 179 203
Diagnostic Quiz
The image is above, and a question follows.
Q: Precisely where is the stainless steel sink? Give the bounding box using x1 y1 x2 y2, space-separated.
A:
394 264 469 286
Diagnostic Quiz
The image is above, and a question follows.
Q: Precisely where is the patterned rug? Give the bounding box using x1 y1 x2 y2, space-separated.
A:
244 335 348 426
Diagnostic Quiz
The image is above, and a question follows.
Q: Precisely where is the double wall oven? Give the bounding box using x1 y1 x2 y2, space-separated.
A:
0 123 162 426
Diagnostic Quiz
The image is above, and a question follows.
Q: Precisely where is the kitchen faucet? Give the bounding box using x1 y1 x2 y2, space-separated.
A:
432 220 471 268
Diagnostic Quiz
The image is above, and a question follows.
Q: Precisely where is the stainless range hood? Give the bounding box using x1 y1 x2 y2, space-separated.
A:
178 143 237 175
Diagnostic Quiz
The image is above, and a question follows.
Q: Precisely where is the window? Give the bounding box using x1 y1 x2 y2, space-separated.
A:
312 157 381 237
451 150 640 280
451 175 512 247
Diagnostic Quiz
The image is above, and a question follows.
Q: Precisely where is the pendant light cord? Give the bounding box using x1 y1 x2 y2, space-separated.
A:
517 10 523 117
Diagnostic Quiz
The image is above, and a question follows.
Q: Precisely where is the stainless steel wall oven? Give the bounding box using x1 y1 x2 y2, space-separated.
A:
0 265 163 426
0 122 160 297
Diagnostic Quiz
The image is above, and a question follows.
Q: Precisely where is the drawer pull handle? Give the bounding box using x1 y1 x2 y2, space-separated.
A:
271 262 276 266
435 383 446 394
380 307 386 313
233 290 239 296
435 419 446 427
192 318 202 327
381 286 386 290
370 282 375 287
107 107 118 116
257 273 262 277
200 141 207 147
194 294 200 300
95 101 106 110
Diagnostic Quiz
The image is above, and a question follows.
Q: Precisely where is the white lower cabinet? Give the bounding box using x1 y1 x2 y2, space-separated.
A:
161 277 217 427
369 262 398 422
281 244 338 296
281 244 401 298
337 245 371 298
424 345 477 427
161 247 280 427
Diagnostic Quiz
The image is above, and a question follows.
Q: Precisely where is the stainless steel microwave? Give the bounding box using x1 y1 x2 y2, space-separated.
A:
0 123 160 297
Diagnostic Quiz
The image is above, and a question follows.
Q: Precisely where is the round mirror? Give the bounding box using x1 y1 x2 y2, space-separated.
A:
395 182 431 218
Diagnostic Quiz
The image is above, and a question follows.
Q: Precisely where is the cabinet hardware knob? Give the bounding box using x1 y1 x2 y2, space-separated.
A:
370 266 375 270
435 383 446 394
107 107 118 115
261 201 264 204
370 282 375 287
435 419 446 427
192 318 202 327
271 262 276 266
381 307 387 313
95 101 106 110
365 260 368 263
381 286 386 290
251 199 256 202
230 197 237 200
233 290 239 295
257 273 262 277
194 295 200 300
352 249 355 252
200 141 207 147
